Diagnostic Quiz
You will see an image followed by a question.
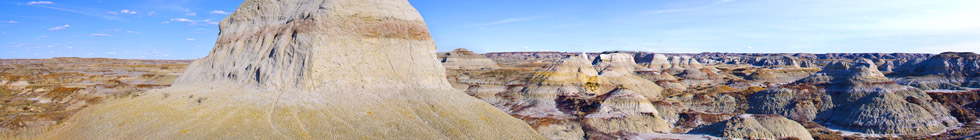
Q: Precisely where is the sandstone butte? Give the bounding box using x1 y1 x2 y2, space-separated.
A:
37 0 546 139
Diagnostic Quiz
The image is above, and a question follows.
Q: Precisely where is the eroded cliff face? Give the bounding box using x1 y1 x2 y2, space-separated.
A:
176 0 449 90
38 0 544 139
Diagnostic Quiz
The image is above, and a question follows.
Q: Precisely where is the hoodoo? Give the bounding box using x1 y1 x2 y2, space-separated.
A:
39 0 545 139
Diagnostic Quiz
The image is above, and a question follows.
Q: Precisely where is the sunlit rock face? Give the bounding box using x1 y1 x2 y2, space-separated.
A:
39 0 545 139
438 48 501 70
749 59 957 135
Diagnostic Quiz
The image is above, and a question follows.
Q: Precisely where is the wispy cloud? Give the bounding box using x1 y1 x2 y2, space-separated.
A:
185 38 195 41
3 21 17 23
120 9 137 15
48 25 70 31
90 33 112 36
27 1 53 5
185 13 197 16
473 16 545 26
171 18 193 23
170 18 219 25
31 5 123 21
210 10 229 15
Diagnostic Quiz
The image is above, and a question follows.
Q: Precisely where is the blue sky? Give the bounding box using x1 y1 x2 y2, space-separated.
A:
2 0 980 59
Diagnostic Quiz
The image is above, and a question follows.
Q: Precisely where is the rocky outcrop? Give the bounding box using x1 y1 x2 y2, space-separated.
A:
582 89 671 139
593 53 639 76
438 48 501 69
668 56 704 73
746 68 822 84
644 54 672 72
892 52 980 90
749 59 957 135
484 52 571 65
39 0 544 139
592 53 665 100
689 114 813 140
449 53 671 139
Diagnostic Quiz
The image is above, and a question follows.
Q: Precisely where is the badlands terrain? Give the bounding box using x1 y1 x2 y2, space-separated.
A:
443 49 980 139
0 0 978 139
4 51 979 139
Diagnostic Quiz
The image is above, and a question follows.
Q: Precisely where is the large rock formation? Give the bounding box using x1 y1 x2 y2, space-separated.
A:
689 114 813 140
640 54 672 72
749 59 957 135
438 48 501 69
593 53 639 77
592 53 665 100
38 0 544 139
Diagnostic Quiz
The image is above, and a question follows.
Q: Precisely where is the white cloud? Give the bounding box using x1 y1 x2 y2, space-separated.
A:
48 25 70 31
210 10 229 15
6 21 17 24
147 11 156 16
90 33 112 36
185 38 195 41
185 13 197 16
105 52 118 55
119 9 137 15
126 31 139 34
106 11 118 15
161 21 170 24
171 18 194 23
27 1 53 5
